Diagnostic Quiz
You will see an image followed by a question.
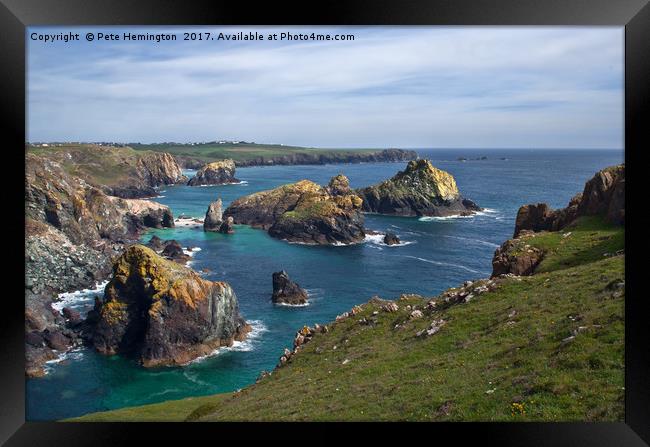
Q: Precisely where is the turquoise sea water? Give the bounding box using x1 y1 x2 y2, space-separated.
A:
26 148 624 420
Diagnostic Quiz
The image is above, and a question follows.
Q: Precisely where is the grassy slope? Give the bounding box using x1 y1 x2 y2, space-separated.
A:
130 142 380 163
70 216 624 422
26 144 153 187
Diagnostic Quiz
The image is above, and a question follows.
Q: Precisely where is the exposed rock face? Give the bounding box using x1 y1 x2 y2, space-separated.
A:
224 175 365 245
25 153 175 376
491 233 545 277
356 159 481 217
383 233 401 245
203 198 234 233
176 148 418 169
89 245 250 367
188 160 239 186
272 271 309 305
27 145 187 199
513 164 625 237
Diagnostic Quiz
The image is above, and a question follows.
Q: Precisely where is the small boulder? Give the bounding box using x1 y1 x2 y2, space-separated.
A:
383 233 401 245
271 270 308 305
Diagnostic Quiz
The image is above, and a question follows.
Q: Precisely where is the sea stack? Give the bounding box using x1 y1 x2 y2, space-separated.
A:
204 198 235 234
224 174 365 245
89 245 250 367
356 159 481 217
272 271 309 305
188 160 239 186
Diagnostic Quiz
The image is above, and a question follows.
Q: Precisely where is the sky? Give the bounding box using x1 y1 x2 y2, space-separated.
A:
27 26 623 149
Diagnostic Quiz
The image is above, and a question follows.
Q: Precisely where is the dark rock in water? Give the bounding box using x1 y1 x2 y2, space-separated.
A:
383 233 401 245
62 307 82 326
188 160 239 186
513 164 624 237
161 240 192 264
457 157 468 162
89 245 250 367
43 329 72 351
491 235 545 277
26 331 46 347
356 159 481 217
272 271 309 305
204 198 224 231
225 174 365 245
218 216 235 234
146 235 165 251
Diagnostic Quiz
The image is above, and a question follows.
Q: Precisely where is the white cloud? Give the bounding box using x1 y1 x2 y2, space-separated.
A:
27 26 623 148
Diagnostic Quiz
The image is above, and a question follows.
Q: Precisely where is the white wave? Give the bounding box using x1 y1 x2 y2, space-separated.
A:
174 218 203 228
401 255 481 274
52 280 109 314
443 235 500 248
275 301 310 307
185 320 268 365
43 347 86 374
364 233 415 247
418 208 500 222
194 180 248 187
182 247 202 257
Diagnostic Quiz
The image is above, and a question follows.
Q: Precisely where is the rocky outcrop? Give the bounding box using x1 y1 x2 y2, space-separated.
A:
88 245 250 367
25 153 176 376
146 236 192 264
224 175 365 245
356 159 481 217
27 145 187 199
272 271 309 305
203 198 235 233
176 149 418 169
492 164 625 278
187 160 239 186
491 233 545 277
383 233 400 245
513 164 624 238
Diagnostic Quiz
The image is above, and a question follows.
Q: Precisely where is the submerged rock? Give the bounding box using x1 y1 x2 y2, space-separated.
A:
224 175 365 245
356 159 481 217
89 245 250 367
188 160 239 186
272 271 309 305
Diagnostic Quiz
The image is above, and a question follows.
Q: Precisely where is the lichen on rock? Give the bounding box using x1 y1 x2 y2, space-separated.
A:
188 160 239 186
224 175 365 245
356 159 481 217
89 245 250 367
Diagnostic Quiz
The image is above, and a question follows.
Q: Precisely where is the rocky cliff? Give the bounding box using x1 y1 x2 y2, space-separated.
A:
224 174 365 245
27 144 187 198
175 148 418 169
187 160 239 186
203 198 234 233
25 153 176 376
356 159 481 217
493 164 625 277
88 245 250 367
272 271 309 305
513 164 624 238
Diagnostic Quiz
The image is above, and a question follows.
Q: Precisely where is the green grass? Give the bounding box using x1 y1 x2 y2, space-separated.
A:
130 142 382 163
71 216 624 422
26 143 156 187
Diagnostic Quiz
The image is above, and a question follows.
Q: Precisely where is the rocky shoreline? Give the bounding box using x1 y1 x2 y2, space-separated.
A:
175 148 418 169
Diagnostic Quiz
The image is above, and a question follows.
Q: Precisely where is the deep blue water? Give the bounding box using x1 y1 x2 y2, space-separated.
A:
26 148 623 420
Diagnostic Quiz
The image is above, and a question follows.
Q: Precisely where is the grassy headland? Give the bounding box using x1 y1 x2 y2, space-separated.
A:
70 215 624 422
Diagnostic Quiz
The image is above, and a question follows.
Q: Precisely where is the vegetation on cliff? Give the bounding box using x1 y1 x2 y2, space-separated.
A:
89 245 250 367
224 175 365 245
356 159 481 216
26 143 187 198
128 142 417 167
72 214 624 422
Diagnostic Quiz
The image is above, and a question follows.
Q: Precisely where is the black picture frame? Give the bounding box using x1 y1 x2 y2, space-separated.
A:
2 0 648 444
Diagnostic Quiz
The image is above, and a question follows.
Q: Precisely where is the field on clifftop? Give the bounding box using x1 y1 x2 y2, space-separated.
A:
72 216 624 422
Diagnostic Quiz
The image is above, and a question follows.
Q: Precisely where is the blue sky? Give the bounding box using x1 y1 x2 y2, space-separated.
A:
27 26 623 149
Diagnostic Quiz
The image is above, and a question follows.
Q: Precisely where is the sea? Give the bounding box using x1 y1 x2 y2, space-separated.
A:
26 148 624 420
